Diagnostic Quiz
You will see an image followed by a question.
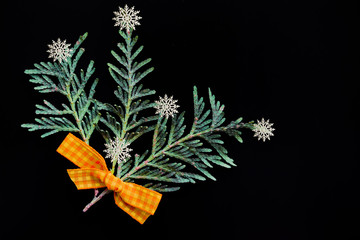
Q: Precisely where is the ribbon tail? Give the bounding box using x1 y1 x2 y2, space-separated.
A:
114 193 152 224
67 169 107 190
113 182 162 224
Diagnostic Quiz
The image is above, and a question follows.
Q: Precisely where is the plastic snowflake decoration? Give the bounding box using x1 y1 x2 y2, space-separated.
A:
154 94 179 119
104 137 133 164
253 118 275 142
47 38 72 63
113 5 142 32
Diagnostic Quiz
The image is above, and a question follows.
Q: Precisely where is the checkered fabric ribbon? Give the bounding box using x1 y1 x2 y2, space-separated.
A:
57 133 162 224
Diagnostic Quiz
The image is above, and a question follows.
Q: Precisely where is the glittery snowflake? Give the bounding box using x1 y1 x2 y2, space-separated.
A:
154 94 179 119
104 137 133 164
112 5 142 32
253 118 275 142
47 38 72 63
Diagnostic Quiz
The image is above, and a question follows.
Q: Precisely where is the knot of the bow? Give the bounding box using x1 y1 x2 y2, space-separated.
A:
103 171 123 193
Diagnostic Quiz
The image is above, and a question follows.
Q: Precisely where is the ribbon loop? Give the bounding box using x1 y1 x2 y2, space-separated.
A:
57 133 162 224
56 133 108 171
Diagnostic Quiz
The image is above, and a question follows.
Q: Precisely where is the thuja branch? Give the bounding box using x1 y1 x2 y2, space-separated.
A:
122 122 253 182
109 30 137 170
112 86 256 191
22 33 101 143
84 29 156 211
98 28 156 170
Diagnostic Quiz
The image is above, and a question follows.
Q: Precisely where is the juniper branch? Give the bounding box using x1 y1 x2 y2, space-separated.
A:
98 29 156 170
22 33 101 143
120 86 254 187
84 29 157 210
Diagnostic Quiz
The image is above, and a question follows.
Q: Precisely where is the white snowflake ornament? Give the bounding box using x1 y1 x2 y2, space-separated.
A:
47 38 72 63
104 137 133 164
154 94 179 119
113 5 142 32
253 118 275 142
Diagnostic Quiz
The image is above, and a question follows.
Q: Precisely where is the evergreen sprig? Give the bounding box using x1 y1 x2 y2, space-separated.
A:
21 6 273 212
115 86 253 192
97 30 157 145
22 33 100 143
90 30 255 193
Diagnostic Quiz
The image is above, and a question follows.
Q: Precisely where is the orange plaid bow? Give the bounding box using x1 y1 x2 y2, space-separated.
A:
57 133 162 224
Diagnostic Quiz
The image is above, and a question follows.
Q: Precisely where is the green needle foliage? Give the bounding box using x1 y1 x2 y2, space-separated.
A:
22 26 257 196
96 29 157 145
95 30 255 192
117 86 254 192
22 33 100 143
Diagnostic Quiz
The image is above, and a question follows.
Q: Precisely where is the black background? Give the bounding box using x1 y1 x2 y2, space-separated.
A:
1 0 359 239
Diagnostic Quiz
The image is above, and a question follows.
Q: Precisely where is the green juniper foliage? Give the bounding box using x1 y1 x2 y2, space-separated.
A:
22 33 100 144
22 29 255 191
94 29 255 192
22 5 273 210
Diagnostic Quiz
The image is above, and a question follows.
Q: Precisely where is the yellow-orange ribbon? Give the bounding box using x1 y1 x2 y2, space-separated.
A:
57 133 162 224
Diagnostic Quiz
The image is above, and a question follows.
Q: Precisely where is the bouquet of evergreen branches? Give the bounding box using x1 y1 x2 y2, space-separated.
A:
22 5 274 217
